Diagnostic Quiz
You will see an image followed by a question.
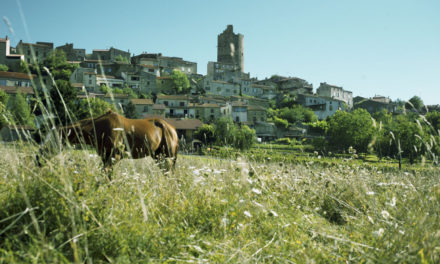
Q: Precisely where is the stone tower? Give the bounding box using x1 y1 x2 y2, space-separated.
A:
217 25 244 72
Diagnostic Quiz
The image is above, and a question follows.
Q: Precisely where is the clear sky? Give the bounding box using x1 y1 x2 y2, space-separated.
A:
2 0 439 104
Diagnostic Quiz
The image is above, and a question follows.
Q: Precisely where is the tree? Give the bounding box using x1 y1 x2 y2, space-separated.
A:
7 92 33 126
122 101 138 118
212 117 256 150
406 96 424 111
425 111 440 133
0 90 8 105
122 85 138 99
76 98 116 120
273 116 289 129
171 70 190 94
327 109 375 153
214 117 235 145
233 125 256 150
0 64 9 71
194 124 216 145
44 49 78 81
279 105 317 124
50 80 78 125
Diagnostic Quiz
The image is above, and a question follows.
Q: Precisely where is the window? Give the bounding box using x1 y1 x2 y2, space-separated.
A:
143 106 148 112
27 50 30 55
148 69 154 73
180 102 185 107
36 51 39 56
210 109 214 113
88 80 92 85
164 101 168 106
236 116 240 122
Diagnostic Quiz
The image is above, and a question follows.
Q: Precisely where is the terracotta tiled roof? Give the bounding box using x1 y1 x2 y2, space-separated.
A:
0 71 34 80
247 105 266 111
164 118 203 130
0 86 34 94
193 103 220 108
131 98 154 105
157 94 189 100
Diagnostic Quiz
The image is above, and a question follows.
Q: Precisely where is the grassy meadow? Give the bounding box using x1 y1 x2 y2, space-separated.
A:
0 142 439 263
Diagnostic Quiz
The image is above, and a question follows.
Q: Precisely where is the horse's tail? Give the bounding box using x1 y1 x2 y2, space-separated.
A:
154 119 178 169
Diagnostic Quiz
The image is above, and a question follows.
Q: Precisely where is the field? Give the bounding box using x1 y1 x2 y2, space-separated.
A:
0 142 439 263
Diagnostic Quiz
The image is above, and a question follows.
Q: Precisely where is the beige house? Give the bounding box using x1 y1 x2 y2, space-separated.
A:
0 71 33 87
317 82 353 108
204 78 240 97
247 105 267 124
102 93 130 109
152 104 166 116
192 103 221 122
83 72 98 92
131 98 154 117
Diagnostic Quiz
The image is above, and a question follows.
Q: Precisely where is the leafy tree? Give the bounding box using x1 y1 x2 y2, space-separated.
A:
0 90 8 105
43 49 77 81
123 101 138 118
7 93 33 126
76 98 116 120
50 80 78 125
0 102 11 128
194 124 216 145
213 117 256 150
425 111 440 133
171 70 190 94
406 96 424 111
273 116 289 129
327 109 375 153
122 85 138 99
214 117 235 145
279 105 317 124
0 64 9 71
233 125 256 150
115 55 129 63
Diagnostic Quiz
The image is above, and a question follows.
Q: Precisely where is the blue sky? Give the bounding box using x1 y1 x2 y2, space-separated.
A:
2 0 439 104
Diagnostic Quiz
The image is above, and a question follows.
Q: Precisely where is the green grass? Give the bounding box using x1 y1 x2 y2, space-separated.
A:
0 143 439 263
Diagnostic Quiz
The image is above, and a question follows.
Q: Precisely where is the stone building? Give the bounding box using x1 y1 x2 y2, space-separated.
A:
353 96 396 114
131 53 197 76
217 25 244 72
56 43 85 61
297 94 345 120
0 36 24 71
316 82 353 108
91 47 130 62
192 103 221 122
16 40 53 64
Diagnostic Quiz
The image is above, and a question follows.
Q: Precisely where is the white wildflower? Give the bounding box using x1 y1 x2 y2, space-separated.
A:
73 170 79 174
193 169 200 176
366 191 375 196
244 211 252 218
367 215 374 224
247 178 253 184
399 230 405 235
388 196 396 207
373 228 385 237
381 210 391 220
113 127 124 131
269 210 278 217
213 169 221 174
251 188 262 195
253 201 264 208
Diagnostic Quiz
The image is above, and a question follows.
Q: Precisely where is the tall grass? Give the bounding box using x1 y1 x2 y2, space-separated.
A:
0 142 439 263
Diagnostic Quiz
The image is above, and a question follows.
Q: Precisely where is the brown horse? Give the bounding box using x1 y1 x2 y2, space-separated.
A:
36 110 178 178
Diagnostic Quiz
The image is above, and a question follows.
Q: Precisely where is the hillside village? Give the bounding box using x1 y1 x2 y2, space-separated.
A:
0 25 431 143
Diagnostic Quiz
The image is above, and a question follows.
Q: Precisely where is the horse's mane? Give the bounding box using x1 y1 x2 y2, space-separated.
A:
62 109 116 130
